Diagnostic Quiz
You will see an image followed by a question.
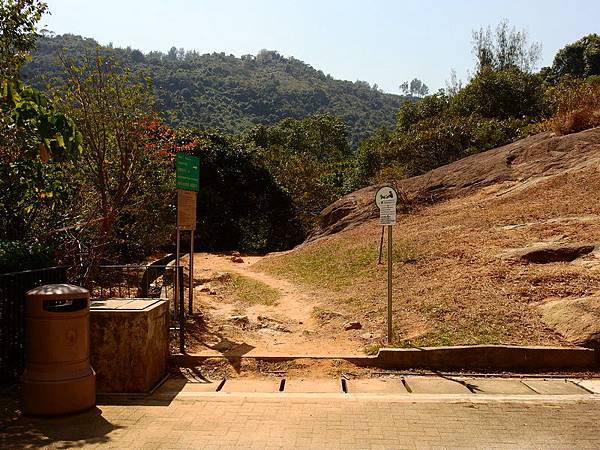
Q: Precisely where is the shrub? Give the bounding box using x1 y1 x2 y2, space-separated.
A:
449 67 544 120
544 76 600 135
0 240 55 273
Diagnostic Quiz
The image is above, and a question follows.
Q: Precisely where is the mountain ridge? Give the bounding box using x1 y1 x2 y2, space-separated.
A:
22 34 411 146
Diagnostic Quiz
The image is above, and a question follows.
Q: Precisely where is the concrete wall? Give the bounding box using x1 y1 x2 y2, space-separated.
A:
90 300 169 393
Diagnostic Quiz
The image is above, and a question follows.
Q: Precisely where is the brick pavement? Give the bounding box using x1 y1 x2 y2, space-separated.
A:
2 387 600 450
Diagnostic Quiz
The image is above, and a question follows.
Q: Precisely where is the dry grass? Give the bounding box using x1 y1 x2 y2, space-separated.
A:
545 78 600 135
256 237 420 292
256 167 600 347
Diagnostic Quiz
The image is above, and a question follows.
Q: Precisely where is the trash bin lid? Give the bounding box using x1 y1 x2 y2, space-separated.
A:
26 283 89 300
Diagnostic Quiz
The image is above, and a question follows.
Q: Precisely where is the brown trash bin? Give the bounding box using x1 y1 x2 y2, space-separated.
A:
22 284 96 416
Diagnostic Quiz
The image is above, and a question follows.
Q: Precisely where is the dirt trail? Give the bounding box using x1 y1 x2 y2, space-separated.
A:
186 253 365 356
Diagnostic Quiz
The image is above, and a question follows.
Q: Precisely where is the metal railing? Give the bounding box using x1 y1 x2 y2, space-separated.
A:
0 266 68 385
85 264 177 302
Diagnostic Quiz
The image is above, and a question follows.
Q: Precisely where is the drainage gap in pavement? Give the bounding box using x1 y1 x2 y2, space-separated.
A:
401 377 412 393
216 379 226 392
341 378 348 393
279 379 286 392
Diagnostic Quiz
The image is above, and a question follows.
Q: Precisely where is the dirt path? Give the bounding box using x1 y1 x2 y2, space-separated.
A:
185 253 365 356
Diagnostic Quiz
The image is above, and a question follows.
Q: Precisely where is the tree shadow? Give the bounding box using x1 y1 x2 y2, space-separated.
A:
201 330 255 373
0 398 121 449
182 312 255 374
433 371 482 393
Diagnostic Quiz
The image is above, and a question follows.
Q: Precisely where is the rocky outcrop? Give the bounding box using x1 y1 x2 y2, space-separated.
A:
503 243 595 264
539 297 600 348
310 127 600 241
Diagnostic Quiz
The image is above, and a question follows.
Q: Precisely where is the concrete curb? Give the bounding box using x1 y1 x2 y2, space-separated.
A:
376 345 598 371
173 345 599 372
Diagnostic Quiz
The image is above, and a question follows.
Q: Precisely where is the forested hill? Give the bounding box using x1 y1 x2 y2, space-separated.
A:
22 34 410 146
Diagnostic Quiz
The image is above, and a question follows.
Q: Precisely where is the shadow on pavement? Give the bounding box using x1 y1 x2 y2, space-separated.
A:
98 375 188 406
0 397 120 449
434 371 482 393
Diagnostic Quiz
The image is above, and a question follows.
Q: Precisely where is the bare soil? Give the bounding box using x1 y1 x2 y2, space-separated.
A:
182 253 366 356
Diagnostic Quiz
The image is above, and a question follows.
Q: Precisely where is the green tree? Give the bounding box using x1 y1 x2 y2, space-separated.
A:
450 67 544 120
56 54 173 262
397 91 449 132
545 34 600 81
23 34 411 147
184 130 303 252
400 78 429 97
0 0 85 271
0 0 47 79
472 20 541 73
1 82 82 242
244 114 352 232
352 126 395 186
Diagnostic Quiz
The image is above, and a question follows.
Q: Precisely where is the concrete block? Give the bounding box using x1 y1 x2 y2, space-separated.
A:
460 378 536 395
91 299 169 393
376 345 598 371
283 378 343 393
573 379 600 394
521 379 588 395
347 378 407 394
404 376 471 394
221 379 281 393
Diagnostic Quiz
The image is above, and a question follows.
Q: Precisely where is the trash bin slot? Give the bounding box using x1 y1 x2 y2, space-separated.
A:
43 298 88 312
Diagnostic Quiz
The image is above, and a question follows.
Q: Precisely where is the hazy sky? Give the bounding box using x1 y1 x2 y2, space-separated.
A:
41 0 599 93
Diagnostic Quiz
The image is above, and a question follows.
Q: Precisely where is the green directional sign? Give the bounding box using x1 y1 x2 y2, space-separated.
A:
176 153 199 192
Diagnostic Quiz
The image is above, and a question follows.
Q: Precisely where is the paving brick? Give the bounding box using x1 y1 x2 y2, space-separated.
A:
2 377 600 449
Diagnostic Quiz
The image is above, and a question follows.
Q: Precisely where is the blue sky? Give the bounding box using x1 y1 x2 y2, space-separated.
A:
41 0 599 93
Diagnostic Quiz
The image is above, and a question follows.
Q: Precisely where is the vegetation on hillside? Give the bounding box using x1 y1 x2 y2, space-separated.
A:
22 34 410 147
3 0 600 273
353 27 600 186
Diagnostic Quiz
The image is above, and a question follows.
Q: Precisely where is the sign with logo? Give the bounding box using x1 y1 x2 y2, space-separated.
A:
176 153 199 192
375 186 398 225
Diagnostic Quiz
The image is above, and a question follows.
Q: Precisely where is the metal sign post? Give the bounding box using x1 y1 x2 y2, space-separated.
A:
375 186 398 345
175 153 200 355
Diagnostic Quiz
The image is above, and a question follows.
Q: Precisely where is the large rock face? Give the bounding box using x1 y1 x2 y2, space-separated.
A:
310 127 600 241
539 297 600 348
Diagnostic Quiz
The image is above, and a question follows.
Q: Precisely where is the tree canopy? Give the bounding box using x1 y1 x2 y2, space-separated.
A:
472 20 542 73
543 34 600 81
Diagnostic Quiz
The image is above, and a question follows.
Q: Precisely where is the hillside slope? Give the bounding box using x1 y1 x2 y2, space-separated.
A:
22 34 409 146
313 127 600 240
256 127 600 349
